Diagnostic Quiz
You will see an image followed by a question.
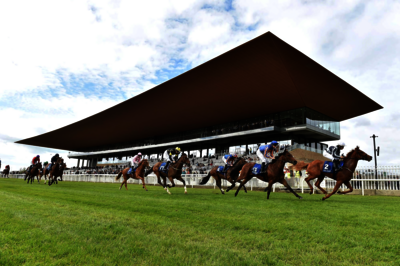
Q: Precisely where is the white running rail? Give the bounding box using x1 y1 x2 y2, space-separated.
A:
3 165 400 196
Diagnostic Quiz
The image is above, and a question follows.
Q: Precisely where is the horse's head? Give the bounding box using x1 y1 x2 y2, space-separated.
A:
37 162 43 169
179 153 191 167
230 157 247 175
276 149 297 165
346 146 372 162
141 159 150 168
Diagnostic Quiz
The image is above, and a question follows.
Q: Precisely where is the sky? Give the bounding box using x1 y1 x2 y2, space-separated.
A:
1 0 399 171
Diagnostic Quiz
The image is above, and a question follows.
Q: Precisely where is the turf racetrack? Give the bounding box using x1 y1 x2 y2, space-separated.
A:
1 179 400 265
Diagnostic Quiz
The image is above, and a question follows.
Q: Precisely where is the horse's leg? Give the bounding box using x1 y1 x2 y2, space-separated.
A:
124 175 129 190
322 180 343 200
305 175 316 194
235 178 250 197
266 180 274 199
168 177 176 188
214 175 224 194
176 176 187 194
226 179 235 192
243 181 248 193
139 176 148 191
280 179 303 199
119 176 124 190
164 176 171 194
315 176 328 195
337 181 353 195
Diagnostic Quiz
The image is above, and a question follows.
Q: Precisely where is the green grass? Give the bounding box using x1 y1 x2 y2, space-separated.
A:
1 179 400 266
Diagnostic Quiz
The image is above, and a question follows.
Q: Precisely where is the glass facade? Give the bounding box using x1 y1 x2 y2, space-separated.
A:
305 108 340 135
85 107 339 152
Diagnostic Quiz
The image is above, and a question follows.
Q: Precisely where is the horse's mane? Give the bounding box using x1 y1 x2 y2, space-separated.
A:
270 150 286 164
345 146 360 157
138 159 148 166
230 157 246 176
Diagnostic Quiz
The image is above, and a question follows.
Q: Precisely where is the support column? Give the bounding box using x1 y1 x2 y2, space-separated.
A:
200 149 203 158
77 159 80 168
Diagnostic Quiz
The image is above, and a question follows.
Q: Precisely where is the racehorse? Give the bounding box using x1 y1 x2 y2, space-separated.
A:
145 153 191 194
49 159 67 186
26 163 43 184
1 167 10 178
42 157 64 186
293 146 372 200
115 159 150 191
199 157 248 194
39 163 49 184
235 149 303 200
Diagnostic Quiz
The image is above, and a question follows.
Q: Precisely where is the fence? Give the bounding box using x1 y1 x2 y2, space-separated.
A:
4 165 400 196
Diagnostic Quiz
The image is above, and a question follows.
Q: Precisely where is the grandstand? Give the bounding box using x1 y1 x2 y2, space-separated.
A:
16 31 382 166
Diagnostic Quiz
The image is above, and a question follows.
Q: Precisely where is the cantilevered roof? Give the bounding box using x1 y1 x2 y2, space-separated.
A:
16 32 382 152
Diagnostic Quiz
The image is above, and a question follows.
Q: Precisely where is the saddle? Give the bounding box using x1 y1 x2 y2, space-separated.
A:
251 164 262 175
127 168 136 175
216 166 225 173
158 162 169 173
322 161 344 173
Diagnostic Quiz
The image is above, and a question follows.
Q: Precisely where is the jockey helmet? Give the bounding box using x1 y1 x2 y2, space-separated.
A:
271 140 278 145
36 155 40 158
55 153 59 157
138 152 142 156
175 147 181 152
338 142 346 147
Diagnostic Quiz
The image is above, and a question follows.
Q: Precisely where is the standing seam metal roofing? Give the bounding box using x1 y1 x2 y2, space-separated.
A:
16 32 382 152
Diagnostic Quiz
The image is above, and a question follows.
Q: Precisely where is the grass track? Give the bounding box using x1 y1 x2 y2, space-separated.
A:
1 178 400 265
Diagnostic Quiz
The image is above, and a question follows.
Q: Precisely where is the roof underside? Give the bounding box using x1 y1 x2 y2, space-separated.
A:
16 32 382 152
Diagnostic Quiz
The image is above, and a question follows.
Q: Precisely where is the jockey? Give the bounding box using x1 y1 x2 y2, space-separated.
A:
325 142 345 172
131 153 143 172
163 147 181 170
28 155 41 173
49 154 60 169
257 141 279 173
222 153 237 172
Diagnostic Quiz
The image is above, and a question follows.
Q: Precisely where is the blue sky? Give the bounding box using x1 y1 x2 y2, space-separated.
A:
1 0 400 170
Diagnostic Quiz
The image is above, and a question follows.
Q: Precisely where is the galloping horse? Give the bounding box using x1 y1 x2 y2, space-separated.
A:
26 163 43 184
2 167 10 178
199 157 248 194
115 159 150 191
235 149 303 200
49 159 67 186
39 163 49 184
145 153 191 194
47 158 65 186
293 146 372 200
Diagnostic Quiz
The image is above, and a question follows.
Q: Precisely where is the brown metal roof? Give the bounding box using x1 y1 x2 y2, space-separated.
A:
16 32 382 152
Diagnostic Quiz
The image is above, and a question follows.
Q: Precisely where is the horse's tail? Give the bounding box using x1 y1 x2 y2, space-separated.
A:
144 167 154 177
115 171 123 181
293 161 309 171
199 172 211 185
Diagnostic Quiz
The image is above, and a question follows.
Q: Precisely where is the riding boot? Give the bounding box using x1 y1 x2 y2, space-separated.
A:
223 164 228 172
164 161 170 172
260 162 266 173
